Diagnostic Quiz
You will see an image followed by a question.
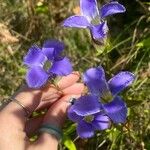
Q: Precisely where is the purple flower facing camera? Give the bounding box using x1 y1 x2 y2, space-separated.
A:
63 0 126 44
68 66 135 138
68 95 111 138
23 40 72 88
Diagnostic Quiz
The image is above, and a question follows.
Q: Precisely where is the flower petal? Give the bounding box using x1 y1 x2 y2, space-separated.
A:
68 106 83 122
63 15 90 28
108 71 135 95
73 95 100 116
103 96 127 123
90 22 108 41
42 48 54 61
48 57 73 76
26 66 49 88
100 1 126 18
80 0 99 22
92 113 110 130
83 66 109 96
23 46 47 67
42 40 65 60
77 120 94 138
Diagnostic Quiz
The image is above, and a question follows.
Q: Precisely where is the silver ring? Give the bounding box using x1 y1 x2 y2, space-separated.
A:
10 98 31 117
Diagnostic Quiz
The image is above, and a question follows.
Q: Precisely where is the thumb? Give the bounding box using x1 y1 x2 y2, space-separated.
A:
42 94 80 128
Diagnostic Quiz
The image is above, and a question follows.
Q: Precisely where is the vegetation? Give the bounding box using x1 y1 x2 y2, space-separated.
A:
0 0 149 149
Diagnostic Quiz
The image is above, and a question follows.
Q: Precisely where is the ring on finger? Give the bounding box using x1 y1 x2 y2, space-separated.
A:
10 98 32 117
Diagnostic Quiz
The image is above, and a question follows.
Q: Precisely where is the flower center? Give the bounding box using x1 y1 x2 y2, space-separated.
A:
91 15 100 25
84 115 94 123
44 60 52 70
101 91 113 103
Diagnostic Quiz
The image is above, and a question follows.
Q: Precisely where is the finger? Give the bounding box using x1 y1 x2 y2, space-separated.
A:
62 83 85 95
57 71 80 89
35 94 61 111
40 84 61 101
30 94 80 149
36 83 85 111
42 95 76 127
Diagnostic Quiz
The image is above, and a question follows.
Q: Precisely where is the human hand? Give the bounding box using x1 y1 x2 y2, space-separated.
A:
0 72 84 150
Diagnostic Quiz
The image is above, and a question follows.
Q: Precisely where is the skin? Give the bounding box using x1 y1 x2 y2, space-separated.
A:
0 72 85 150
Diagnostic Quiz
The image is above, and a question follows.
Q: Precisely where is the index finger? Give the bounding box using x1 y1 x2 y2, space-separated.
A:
57 71 80 89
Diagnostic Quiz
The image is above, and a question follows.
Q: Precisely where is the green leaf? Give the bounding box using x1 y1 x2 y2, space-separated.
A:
136 38 150 48
108 128 121 142
35 5 49 14
64 123 76 135
18 67 26 75
63 135 76 150
144 2 150 5
108 128 122 150
95 39 111 56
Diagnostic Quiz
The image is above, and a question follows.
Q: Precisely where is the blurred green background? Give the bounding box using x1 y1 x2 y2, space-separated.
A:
0 0 150 149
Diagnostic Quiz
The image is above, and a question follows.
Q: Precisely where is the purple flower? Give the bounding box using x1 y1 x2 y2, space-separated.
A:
83 66 135 123
68 66 135 138
63 1 126 44
23 40 73 88
68 95 111 138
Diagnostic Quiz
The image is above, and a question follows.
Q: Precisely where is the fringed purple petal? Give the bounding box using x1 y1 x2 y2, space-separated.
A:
90 22 108 41
83 66 109 96
92 113 111 130
63 15 90 28
48 57 72 76
42 48 54 61
23 46 46 67
108 71 135 95
80 0 99 22
100 1 126 18
68 106 83 122
103 96 127 123
73 95 100 116
42 40 64 60
77 120 94 138
26 66 49 88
